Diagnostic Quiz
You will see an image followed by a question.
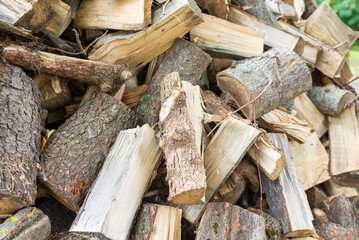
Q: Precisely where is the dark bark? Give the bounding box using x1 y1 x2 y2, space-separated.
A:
248 208 284 240
195 0 228 19
302 0 318 19
214 167 246 204
0 62 42 215
49 232 110 240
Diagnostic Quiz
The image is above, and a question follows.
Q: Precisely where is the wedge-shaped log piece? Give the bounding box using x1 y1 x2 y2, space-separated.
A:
195 0 228 19
0 207 51 240
131 204 182 240
293 93 327 138
234 0 278 26
89 0 203 69
306 186 327 209
196 202 266 240
214 167 246 204
323 180 358 202
217 47 312 120
49 232 110 240
70 125 161 240
291 132 330 190
0 63 42 215
191 13 264 58
305 2 359 54
44 0 71 36
262 133 315 238
329 106 359 186
0 0 54 33
39 91 141 212
136 38 211 125
248 134 285 180
74 0 152 31
2 45 131 92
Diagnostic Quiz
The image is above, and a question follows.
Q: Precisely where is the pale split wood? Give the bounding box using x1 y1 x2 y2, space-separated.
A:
44 0 72 37
323 180 358 202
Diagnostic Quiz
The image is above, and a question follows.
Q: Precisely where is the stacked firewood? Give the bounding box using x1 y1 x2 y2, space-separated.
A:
0 0 359 239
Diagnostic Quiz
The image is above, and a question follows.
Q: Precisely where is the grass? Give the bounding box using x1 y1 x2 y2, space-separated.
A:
349 43 359 75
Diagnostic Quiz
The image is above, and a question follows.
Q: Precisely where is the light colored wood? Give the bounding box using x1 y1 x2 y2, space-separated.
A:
323 180 358 201
293 93 327 138
74 0 153 31
114 84 126 101
70 125 162 240
291 132 330 190
305 2 359 54
89 0 203 69
122 84 148 108
62 0 82 19
265 0 296 18
44 0 71 37
301 42 319 66
190 13 264 58
328 105 359 186
234 0 278 26
248 134 285 180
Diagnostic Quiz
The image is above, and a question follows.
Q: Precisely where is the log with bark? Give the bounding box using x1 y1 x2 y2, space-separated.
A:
323 180 358 202
49 232 110 240
0 62 42 216
217 47 312 120
248 208 284 240
195 0 229 19
302 0 317 19
0 19 35 39
214 167 246 204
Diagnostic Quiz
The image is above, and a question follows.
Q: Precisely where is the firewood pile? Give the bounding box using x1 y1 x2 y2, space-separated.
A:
1 0 359 239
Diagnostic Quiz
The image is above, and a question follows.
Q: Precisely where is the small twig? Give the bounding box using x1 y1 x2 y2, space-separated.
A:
84 30 109 53
344 76 359 86
72 29 86 56
333 40 348 49
45 46 84 56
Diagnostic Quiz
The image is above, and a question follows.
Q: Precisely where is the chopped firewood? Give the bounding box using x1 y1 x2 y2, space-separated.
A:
74 0 153 31
237 158 259 192
63 0 81 19
214 167 246 204
305 2 359 54
88 0 203 69
71 125 162 240
217 47 312 119
131 204 182 240
121 85 148 108
207 59 235 86
39 91 141 212
2 45 131 92
323 180 358 202
300 42 319 67
44 0 71 37
0 19 35 38
302 0 317 19
0 0 54 33
0 63 42 216
265 0 297 19
306 186 328 209
293 93 328 138
248 208 284 240
136 38 211 125
261 133 316 238
195 0 228 19
328 105 359 187
49 232 110 240
64 103 81 116
336 58 354 84
196 202 266 240
290 132 330 190
190 13 264 58
0 207 51 240
145 52 166 86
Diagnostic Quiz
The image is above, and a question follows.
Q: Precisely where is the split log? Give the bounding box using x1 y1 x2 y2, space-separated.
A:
145 52 166 86
306 186 327 209
307 85 355 116
328 105 359 186
74 0 152 31
302 0 317 19
0 0 54 33
195 0 228 19
0 207 51 240
290 132 330 190
136 38 211 125
217 47 312 119
70 125 162 240
261 133 315 238
44 0 71 37
131 204 182 240
196 202 266 240
248 134 285 180
0 63 42 215
88 0 203 69
49 232 110 240
305 2 359 54
237 158 259 192
293 93 327 138
0 19 35 39
2 45 131 92
264 0 297 19
122 85 148 108
39 91 141 212
300 42 319 67
323 180 358 202
214 167 246 204
248 208 284 240
190 13 264 58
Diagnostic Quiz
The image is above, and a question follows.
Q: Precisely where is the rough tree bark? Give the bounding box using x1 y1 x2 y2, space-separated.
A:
49 232 110 240
248 208 284 240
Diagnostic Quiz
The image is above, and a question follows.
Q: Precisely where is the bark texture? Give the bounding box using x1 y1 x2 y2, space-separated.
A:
195 0 228 19
248 208 284 240
39 91 140 212
217 47 312 119
0 62 42 215
214 167 246 204
49 232 110 240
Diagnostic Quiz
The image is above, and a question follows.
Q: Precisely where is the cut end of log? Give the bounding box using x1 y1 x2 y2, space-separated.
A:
0 198 25 216
169 188 205 205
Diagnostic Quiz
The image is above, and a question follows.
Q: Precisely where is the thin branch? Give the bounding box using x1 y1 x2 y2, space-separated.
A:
72 29 86 56
84 30 109 53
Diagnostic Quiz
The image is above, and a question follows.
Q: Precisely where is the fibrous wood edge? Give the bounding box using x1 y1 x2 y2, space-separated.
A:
214 167 246 204
323 180 358 202
328 105 359 187
290 132 330 190
195 0 229 19
131 204 182 240
89 0 203 69
74 0 152 31
190 13 264 58
44 0 72 37
0 19 35 38
71 125 162 240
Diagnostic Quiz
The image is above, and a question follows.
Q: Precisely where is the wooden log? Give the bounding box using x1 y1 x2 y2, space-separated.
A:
305 2 359 54
323 180 358 202
306 187 327 209
88 0 203 69
130 204 182 240
195 0 228 19
302 0 317 19
2 45 131 92
217 47 312 120
237 158 259 192
196 202 266 240
44 0 71 37
293 93 327 138
0 207 51 240
136 38 211 125
261 133 315 238
190 13 264 58
70 125 162 240
290 132 330 190
63 0 81 19
49 232 110 240
0 63 42 215
300 42 319 67
122 85 148 108
264 0 297 19
74 0 152 31
328 106 359 187
39 91 141 212
0 0 54 33
248 208 284 240
0 19 35 39
307 85 355 116
214 167 246 204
